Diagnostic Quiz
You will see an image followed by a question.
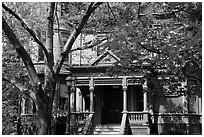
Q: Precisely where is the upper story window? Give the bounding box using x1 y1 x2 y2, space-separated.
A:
70 33 98 66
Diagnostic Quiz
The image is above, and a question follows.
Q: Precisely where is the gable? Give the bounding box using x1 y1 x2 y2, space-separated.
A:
90 49 120 66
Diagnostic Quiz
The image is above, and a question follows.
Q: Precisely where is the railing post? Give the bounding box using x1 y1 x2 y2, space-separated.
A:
89 77 94 112
122 77 128 113
142 79 148 112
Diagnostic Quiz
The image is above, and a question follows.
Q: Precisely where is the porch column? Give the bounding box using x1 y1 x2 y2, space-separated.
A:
122 77 128 113
76 88 82 112
89 77 94 112
143 79 148 112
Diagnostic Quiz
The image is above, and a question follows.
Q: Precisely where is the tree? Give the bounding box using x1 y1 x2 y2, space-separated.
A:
2 2 201 135
85 2 201 91
2 2 102 134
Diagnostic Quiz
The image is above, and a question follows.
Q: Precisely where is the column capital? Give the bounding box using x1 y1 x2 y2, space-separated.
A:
89 86 94 92
89 77 94 92
142 78 148 90
122 77 127 90
122 85 127 91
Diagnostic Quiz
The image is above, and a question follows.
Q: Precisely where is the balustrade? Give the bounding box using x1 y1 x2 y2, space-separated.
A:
70 112 90 124
128 112 149 125
151 113 202 124
151 113 202 135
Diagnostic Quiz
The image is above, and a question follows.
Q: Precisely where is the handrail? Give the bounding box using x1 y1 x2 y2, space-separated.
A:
119 113 128 135
82 113 94 135
151 113 202 117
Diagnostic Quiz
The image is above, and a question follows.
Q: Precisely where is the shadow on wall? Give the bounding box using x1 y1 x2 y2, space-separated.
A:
150 96 201 135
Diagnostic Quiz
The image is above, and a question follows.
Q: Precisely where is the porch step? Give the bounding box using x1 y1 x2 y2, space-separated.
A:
130 124 150 135
93 124 121 135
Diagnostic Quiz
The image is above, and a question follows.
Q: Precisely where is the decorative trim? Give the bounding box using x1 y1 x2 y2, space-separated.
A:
127 78 145 85
90 48 121 66
74 76 145 87
75 80 89 86
94 79 122 85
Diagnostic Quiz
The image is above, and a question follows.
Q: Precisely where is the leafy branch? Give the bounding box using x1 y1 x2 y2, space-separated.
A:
2 3 49 61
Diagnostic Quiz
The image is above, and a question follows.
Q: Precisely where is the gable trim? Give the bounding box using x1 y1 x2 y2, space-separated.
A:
90 48 120 66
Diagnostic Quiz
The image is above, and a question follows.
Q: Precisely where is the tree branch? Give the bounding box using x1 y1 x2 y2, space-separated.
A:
137 41 168 55
53 2 103 74
70 37 107 52
106 2 116 19
2 3 49 61
3 77 28 92
3 77 37 106
55 2 63 51
2 121 11 134
2 17 41 85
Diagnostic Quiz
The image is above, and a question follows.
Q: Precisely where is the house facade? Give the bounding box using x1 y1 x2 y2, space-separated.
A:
19 29 202 135
19 3 202 135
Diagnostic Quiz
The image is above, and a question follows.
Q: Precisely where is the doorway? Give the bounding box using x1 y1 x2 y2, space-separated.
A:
55 116 66 135
102 86 123 124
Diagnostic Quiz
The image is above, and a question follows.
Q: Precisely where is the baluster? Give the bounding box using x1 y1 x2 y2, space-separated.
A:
135 114 138 121
136 114 138 121
138 114 141 121
130 114 133 122
133 114 136 121
80 113 82 121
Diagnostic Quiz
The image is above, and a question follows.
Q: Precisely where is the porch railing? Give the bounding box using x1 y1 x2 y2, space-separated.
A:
151 113 202 135
82 113 94 135
128 111 150 125
70 112 90 124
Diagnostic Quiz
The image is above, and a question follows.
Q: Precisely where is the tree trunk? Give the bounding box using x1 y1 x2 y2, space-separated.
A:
3 2 103 135
43 2 56 135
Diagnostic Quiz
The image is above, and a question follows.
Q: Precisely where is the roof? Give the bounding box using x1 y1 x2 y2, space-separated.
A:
90 48 120 66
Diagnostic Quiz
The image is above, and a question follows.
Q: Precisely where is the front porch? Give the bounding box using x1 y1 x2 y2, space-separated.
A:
52 75 202 135
53 75 151 134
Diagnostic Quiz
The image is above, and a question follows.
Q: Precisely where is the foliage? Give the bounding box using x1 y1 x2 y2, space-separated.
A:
85 2 202 94
2 40 21 134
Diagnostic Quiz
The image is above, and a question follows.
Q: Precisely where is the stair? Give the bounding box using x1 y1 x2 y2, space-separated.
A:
130 124 150 135
93 124 121 135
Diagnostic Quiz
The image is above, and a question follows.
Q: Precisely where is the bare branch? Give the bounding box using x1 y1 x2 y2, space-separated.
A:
2 121 10 133
3 77 28 92
3 77 37 104
106 2 116 19
2 3 49 60
53 2 103 74
70 37 107 52
2 17 41 85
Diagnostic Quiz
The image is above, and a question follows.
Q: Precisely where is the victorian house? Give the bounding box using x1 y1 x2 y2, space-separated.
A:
19 3 202 135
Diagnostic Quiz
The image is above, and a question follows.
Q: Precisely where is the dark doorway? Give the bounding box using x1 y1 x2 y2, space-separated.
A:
102 86 123 124
55 117 66 135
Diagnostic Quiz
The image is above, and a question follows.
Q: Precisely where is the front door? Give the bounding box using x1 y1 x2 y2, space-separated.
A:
102 86 123 124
